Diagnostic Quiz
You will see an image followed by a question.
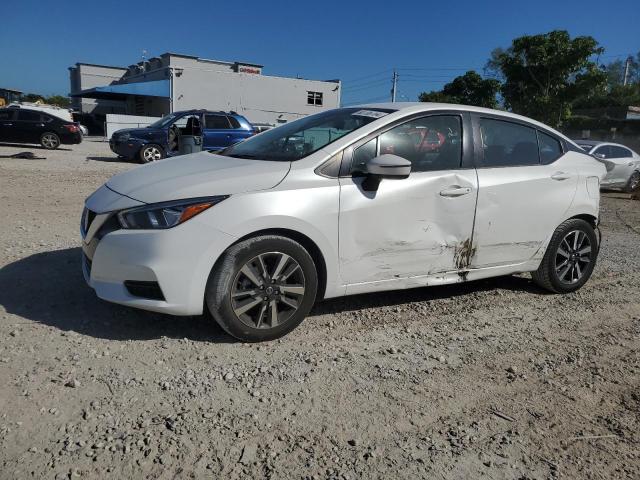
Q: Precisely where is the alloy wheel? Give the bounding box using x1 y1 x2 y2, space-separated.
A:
42 133 59 149
230 252 306 329
143 146 162 161
554 230 592 285
630 172 640 191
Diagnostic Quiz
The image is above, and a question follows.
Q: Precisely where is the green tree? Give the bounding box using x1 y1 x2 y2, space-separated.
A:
486 30 607 127
603 53 639 88
419 70 500 108
21 93 44 103
45 95 71 108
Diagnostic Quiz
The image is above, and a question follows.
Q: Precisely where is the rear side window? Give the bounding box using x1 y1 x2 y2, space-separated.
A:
205 115 231 129
226 116 241 129
479 118 539 167
538 131 563 164
593 146 611 159
609 145 632 158
17 110 41 122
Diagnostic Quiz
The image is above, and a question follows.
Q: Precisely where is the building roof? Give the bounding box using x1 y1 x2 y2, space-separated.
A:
0 87 23 93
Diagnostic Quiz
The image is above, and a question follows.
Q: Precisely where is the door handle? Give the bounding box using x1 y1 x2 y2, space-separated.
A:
439 186 472 197
2 123 12 126
550 171 572 181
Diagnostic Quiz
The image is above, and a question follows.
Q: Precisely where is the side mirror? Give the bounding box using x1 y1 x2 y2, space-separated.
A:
366 154 411 178
594 153 606 159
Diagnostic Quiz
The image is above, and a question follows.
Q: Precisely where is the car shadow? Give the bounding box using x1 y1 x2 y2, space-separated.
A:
0 142 72 151
0 248 547 343
86 156 133 163
312 274 546 316
0 248 235 343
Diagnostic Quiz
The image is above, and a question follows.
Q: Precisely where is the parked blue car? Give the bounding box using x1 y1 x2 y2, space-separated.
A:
109 109 255 163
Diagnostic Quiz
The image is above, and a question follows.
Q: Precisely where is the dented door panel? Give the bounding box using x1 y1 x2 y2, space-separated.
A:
472 154 579 267
338 171 478 285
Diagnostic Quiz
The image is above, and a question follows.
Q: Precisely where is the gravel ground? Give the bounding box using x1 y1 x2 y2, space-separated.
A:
0 138 639 480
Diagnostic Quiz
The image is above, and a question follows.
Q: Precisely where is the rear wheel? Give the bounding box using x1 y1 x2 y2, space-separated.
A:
139 144 164 163
532 218 598 293
625 171 640 193
40 132 60 149
206 235 318 342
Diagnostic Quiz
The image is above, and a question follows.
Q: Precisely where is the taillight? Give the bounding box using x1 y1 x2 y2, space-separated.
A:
64 124 79 133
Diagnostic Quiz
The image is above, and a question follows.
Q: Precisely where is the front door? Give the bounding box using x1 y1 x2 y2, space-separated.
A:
0 109 16 142
338 113 478 288
471 115 578 267
203 114 233 151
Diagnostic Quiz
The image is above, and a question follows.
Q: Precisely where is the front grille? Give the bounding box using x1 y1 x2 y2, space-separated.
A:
124 281 165 301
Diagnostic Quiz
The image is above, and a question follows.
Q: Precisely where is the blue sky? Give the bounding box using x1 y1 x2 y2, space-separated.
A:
1 0 637 104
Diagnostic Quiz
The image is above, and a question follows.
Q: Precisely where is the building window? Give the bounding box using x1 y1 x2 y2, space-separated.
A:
307 91 323 106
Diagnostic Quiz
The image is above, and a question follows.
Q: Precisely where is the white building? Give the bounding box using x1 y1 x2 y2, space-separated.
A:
69 53 341 127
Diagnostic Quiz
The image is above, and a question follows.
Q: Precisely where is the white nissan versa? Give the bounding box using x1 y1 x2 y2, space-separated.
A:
81 103 606 341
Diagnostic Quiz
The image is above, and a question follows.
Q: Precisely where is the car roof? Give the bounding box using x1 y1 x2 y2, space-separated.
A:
176 109 243 116
572 140 603 146
357 102 574 144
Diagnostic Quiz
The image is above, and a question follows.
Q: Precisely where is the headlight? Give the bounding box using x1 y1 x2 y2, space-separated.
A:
117 133 130 141
117 196 228 229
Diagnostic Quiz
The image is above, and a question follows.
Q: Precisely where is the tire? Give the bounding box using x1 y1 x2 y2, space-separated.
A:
40 132 60 150
624 171 640 193
138 144 165 163
206 235 318 342
532 218 598 293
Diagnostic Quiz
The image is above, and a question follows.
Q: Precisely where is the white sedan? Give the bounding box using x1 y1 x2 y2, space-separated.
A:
575 140 640 192
81 103 606 342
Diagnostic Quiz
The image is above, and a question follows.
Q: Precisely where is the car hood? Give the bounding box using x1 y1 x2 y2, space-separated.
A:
113 127 159 138
106 152 291 204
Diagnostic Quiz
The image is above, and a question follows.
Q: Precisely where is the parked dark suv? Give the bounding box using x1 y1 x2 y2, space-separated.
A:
109 110 255 163
0 108 83 149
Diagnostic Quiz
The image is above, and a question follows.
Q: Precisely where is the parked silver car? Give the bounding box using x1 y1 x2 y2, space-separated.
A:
575 140 640 192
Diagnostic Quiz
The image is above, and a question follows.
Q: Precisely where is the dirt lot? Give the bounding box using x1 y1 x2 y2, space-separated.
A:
0 138 638 480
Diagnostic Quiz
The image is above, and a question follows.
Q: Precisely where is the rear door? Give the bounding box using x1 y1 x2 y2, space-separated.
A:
471 114 578 267
203 114 233 151
14 109 46 143
0 109 16 141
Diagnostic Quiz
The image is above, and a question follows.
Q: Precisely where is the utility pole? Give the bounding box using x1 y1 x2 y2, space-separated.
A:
623 56 632 86
391 69 398 102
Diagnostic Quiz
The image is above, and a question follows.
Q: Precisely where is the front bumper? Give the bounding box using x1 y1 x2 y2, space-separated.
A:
81 202 237 316
109 138 143 159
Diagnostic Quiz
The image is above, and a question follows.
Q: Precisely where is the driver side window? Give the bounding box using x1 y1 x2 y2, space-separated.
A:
349 115 463 174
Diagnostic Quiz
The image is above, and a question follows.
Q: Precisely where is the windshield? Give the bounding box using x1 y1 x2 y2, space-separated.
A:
221 108 394 161
147 113 180 129
577 144 593 152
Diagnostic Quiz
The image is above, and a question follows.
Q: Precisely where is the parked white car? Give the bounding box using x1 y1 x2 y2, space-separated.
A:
575 140 640 192
81 103 606 341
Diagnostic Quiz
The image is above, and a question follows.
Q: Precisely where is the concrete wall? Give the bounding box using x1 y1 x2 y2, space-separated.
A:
69 64 128 114
171 58 340 124
105 114 160 138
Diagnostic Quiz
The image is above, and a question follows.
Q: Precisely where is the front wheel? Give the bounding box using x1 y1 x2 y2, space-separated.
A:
40 132 60 149
206 235 318 342
625 171 640 193
139 144 165 163
532 218 598 293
